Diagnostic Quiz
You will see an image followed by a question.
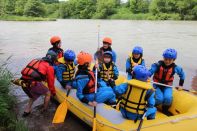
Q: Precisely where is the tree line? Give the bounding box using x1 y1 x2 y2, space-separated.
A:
0 0 196 20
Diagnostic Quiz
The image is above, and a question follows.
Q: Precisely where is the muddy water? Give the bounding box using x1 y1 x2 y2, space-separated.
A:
0 20 197 130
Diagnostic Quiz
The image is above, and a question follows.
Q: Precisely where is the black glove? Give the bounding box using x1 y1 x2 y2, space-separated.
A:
108 79 115 88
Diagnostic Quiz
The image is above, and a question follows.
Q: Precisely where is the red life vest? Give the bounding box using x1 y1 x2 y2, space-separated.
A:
21 59 45 81
153 61 176 85
57 50 63 59
83 71 96 94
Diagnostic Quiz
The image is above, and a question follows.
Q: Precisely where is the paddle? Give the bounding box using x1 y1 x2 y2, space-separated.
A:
52 65 78 124
92 64 98 131
150 81 197 94
92 25 100 131
137 108 147 131
52 89 70 123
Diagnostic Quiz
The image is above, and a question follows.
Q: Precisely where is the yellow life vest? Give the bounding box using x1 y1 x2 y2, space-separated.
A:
129 53 143 68
57 57 76 81
120 79 153 115
62 63 75 81
99 63 114 81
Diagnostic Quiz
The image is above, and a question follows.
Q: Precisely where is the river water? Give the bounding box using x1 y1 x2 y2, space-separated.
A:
0 19 197 130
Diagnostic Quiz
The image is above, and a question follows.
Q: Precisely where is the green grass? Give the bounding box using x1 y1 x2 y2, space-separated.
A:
0 15 56 21
0 61 28 131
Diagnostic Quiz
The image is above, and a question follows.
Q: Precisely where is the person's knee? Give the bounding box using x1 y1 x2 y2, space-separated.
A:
155 95 163 105
163 96 172 106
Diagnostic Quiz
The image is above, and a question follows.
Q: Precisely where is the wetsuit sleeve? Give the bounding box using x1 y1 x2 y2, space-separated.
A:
76 78 89 104
141 59 145 66
47 66 56 95
126 58 131 73
149 63 159 77
113 65 119 80
113 83 128 95
112 50 117 63
174 65 185 86
146 90 155 108
55 64 66 83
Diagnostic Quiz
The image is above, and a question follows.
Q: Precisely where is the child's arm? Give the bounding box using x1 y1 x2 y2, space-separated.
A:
126 58 131 73
175 66 185 86
112 50 117 63
147 90 155 108
76 78 89 104
113 65 119 80
113 83 128 95
141 59 145 67
55 64 65 83
148 63 159 77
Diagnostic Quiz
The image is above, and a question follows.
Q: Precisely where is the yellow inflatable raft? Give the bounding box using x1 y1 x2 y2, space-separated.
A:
54 75 197 131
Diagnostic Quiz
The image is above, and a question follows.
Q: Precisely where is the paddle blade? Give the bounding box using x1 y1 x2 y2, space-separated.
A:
52 101 68 124
92 118 96 131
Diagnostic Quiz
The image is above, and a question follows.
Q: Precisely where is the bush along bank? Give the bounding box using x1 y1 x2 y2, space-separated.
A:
0 64 28 131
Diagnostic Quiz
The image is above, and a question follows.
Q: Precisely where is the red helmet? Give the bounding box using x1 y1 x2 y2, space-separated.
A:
50 36 61 45
103 37 112 45
77 51 92 65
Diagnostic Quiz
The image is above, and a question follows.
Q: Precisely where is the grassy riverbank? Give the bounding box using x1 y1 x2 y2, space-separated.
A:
0 15 56 21
0 64 28 131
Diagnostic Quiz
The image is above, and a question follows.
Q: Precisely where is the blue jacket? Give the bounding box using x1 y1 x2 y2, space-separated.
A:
55 63 75 88
149 61 185 86
73 73 116 104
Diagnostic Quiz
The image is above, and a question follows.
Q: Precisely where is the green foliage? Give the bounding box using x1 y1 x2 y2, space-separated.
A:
15 0 27 15
93 0 117 19
149 0 197 20
24 0 46 17
0 64 14 127
3 0 16 15
45 3 59 18
41 0 58 4
59 0 96 19
0 62 28 131
147 13 181 20
130 0 150 13
0 0 4 16
0 0 196 20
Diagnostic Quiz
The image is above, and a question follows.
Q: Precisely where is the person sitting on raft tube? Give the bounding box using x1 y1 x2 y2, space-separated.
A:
48 36 64 59
94 51 119 88
114 65 156 120
149 48 185 116
55 49 77 89
73 51 116 107
126 46 145 80
94 37 117 64
12 50 57 117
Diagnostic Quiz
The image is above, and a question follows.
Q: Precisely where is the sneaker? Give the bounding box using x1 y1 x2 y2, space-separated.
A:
22 112 31 117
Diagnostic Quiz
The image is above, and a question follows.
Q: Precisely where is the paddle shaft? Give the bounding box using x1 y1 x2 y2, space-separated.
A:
151 81 197 94
151 81 175 88
137 110 147 131
92 25 100 131
97 25 100 50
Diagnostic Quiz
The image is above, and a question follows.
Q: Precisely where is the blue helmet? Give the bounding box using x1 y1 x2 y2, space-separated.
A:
103 51 113 58
163 48 177 59
133 65 149 81
132 46 143 54
64 49 76 61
